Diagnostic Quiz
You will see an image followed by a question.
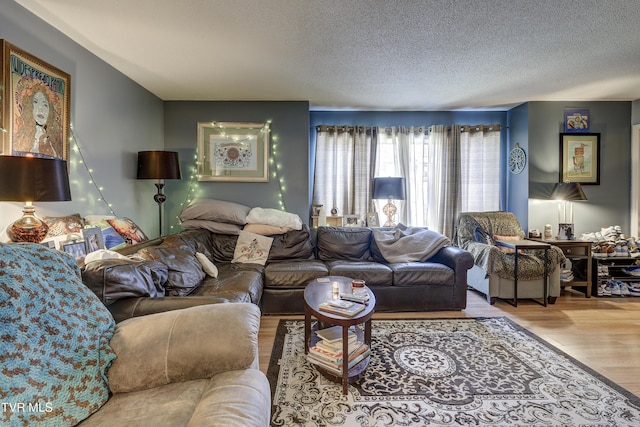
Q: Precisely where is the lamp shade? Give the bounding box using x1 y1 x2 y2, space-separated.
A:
137 151 181 180
551 182 587 201
373 177 406 200
0 156 71 202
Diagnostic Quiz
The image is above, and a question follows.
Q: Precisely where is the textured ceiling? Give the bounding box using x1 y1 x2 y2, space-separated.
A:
14 0 640 111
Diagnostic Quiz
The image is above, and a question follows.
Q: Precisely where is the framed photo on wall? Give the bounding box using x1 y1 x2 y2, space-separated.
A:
564 108 589 133
559 133 600 185
197 121 269 182
0 39 71 160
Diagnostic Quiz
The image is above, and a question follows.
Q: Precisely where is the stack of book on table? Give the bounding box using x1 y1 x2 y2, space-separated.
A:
318 298 365 317
307 325 370 375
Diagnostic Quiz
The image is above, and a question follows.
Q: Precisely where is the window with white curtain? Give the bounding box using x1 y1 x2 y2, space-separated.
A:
312 124 500 238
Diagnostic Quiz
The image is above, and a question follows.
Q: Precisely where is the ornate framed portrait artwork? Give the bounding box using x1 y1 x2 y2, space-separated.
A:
197 121 270 182
1 40 71 161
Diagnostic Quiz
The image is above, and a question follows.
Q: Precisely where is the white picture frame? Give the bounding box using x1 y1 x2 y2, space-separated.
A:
82 226 105 253
197 121 269 182
366 211 379 227
344 215 360 227
61 239 87 261
557 223 575 240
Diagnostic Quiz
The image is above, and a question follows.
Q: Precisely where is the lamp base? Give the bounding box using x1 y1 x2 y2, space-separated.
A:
382 199 397 227
6 203 49 243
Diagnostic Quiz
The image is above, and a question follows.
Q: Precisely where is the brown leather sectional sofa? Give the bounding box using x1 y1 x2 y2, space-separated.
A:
82 225 474 322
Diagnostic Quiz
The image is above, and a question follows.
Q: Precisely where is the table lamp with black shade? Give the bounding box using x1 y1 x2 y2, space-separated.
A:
372 177 406 227
0 156 71 243
137 151 181 237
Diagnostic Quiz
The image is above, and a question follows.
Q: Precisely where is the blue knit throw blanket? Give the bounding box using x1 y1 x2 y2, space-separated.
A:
0 243 116 426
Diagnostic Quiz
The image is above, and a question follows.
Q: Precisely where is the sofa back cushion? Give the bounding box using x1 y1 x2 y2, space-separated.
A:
268 224 315 261
208 233 240 262
137 246 206 296
82 258 168 304
317 226 372 261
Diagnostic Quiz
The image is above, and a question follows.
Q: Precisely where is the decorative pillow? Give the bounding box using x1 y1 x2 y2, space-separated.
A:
100 226 127 250
179 198 251 225
43 213 85 237
493 234 520 253
245 207 303 230
181 219 242 235
83 215 127 249
107 217 148 245
243 223 291 235
137 246 205 296
232 230 273 265
473 226 494 245
1 243 116 425
196 252 218 278
84 214 117 227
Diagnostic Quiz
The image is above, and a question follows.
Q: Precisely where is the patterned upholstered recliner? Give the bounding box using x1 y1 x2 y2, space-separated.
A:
454 211 565 305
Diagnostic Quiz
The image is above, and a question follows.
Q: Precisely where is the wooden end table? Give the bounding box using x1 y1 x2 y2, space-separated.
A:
531 238 593 297
494 239 551 307
304 276 376 394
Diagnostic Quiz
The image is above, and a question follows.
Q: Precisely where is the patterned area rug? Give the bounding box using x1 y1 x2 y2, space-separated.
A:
267 317 640 426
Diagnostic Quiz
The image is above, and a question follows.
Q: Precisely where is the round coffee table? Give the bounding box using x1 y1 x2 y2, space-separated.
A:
304 276 376 394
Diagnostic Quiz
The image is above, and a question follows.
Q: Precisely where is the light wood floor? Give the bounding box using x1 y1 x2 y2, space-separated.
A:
258 287 640 396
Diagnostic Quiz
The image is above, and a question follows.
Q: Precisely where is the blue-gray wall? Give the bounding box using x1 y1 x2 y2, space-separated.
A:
506 103 530 224
1 2 164 237
163 101 310 234
524 101 631 237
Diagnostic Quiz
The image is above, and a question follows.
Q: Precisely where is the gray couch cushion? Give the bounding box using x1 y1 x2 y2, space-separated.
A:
264 260 329 288
317 226 372 261
267 225 315 260
388 262 454 286
190 262 264 304
137 246 206 296
325 260 392 286
81 258 168 305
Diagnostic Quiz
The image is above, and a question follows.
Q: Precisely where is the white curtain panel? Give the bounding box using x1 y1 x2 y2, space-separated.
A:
314 123 500 237
312 126 376 218
459 126 500 213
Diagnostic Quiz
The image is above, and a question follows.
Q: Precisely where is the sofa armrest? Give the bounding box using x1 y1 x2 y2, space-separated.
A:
429 245 474 272
108 295 231 323
107 302 261 394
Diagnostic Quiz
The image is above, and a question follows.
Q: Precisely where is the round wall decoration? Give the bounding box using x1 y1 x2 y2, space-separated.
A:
508 143 526 174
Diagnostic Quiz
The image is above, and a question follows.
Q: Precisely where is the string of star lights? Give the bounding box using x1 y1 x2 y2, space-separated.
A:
269 130 288 211
172 153 201 233
69 125 118 216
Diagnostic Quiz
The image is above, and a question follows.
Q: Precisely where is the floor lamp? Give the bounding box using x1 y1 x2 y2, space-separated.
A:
137 151 181 237
372 177 406 227
0 156 71 243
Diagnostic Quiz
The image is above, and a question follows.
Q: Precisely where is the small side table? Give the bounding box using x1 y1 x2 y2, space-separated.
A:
532 239 593 298
494 239 551 307
304 276 375 394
